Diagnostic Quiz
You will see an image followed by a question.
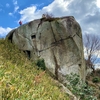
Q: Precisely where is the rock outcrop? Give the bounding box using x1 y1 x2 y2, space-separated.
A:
6 16 86 83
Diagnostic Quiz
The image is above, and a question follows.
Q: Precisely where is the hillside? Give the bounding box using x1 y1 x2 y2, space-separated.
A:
0 39 69 100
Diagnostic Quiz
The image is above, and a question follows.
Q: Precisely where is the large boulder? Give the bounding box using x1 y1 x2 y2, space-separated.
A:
6 16 86 83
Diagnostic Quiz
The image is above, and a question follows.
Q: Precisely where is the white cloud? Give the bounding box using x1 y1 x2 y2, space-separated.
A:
19 6 39 22
9 12 13 16
18 0 100 36
42 0 71 15
19 0 73 23
95 63 100 69
13 0 17 5
6 3 10 8
96 0 100 8
14 6 19 12
13 0 19 13
8 0 19 16
0 27 12 37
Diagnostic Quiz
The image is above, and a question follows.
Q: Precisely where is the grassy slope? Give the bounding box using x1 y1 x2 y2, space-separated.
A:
0 39 69 100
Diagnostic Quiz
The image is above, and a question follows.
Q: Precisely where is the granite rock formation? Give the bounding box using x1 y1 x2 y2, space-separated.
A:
6 16 86 83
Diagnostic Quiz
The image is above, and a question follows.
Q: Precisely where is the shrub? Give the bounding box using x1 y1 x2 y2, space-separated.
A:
36 59 46 70
66 73 97 100
44 12 54 18
92 77 100 83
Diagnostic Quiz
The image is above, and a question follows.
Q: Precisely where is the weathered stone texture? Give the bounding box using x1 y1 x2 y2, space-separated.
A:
6 16 86 83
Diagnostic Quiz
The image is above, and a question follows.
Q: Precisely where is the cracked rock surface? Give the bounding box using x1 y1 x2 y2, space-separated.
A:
6 16 86 83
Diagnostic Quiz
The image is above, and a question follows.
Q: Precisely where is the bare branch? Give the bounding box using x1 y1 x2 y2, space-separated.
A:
83 33 100 72
42 12 54 19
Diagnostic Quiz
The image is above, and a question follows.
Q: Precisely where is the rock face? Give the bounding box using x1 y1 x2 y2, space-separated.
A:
6 16 86 83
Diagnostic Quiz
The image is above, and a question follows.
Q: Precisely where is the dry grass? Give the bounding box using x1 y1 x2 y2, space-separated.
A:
0 39 69 100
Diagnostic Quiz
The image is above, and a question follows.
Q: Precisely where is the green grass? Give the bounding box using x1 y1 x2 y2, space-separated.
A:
0 39 69 100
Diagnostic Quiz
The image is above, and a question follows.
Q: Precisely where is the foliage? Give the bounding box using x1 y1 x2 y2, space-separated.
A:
0 39 69 100
66 73 97 100
43 12 54 18
92 77 100 83
86 69 100 99
36 59 46 70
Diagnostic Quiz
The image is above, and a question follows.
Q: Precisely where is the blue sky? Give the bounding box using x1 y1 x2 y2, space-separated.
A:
0 0 53 37
0 0 100 38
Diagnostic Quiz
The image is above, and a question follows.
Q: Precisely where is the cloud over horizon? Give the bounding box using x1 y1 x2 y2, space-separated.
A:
9 0 19 17
0 0 100 38
0 27 12 37
18 0 100 35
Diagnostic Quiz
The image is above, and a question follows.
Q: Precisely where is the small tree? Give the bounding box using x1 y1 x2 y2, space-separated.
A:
42 12 54 18
45 12 54 18
83 33 100 72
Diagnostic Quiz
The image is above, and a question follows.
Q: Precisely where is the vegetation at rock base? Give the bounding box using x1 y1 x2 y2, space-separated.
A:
83 33 100 99
66 73 98 100
86 69 100 99
36 59 46 70
0 39 69 100
92 77 100 83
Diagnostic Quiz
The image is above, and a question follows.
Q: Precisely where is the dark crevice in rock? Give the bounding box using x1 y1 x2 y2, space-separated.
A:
6 29 16 43
31 35 36 39
39 44 54 52
39 36 71 53
52 50 60 80
37 19 43 30
69 34 75 38
8 33 13 43
33 17 60 31
76 32 81 38
51 36 71 45
55 21 62 40
49 22 57 42
23 50 31 59
37 18 63 43
37 18 48 30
